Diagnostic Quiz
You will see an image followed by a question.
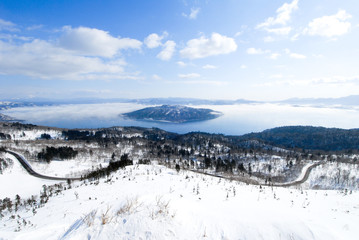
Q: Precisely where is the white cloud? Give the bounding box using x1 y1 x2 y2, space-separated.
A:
0 19 18 32
234 32 242 37
167 79 226 86
144 32 168 48
304 10 352 38
265 27 292 35
183 8 200 20
0 26 144 80
257 0 298 28
26 24 44 31
269 53 281 60
152 74 162 80
180 80 226 86
257 0 298 35
157 40 176 61
144 32 176 60
202 64 217 69
259 75 359 87
290 33 300 41
177 61 187 67
240 65 247 69
0 34 33 41
264 36 275 42
180 33 237 59
178 73 201 79
284 48 306 59
290 53 306 59
269 74 283 79
270 74 284 79
59 26 142 58
247 48 269 55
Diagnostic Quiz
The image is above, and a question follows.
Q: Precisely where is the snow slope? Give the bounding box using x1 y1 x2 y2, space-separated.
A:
1 163 358 240
0 153 63 199
306 162 359 190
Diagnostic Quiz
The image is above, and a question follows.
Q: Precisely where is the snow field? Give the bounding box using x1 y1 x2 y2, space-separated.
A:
1 164 359 239
30 158 109 178
0 128 63 141
0 153 62 199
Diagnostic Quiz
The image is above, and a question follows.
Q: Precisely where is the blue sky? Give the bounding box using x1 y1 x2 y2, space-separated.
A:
0 0 358 101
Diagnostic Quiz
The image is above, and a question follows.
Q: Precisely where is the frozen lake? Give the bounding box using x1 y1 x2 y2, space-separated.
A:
3 103 359 135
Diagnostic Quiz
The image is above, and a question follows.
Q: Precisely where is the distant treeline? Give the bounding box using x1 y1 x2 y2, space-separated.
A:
240 126 359 152
3 122 359 153
85 154 133 180
37 146 78 162
0 132 11 140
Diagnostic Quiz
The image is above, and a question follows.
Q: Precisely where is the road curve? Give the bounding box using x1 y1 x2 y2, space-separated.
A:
3 148 322 186
4 150 81 181
273 162 322 187
191 162 323 187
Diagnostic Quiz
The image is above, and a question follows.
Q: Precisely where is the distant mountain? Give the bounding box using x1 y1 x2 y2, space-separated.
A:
278 95 359 106
122 105 222 123
0 113 19 122
0 101 37 110
0 97 257 107
129 98 256 105
240 126 359 151
1 95 358 110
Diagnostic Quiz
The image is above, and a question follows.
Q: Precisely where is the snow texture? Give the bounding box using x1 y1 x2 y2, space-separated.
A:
1 163 358 240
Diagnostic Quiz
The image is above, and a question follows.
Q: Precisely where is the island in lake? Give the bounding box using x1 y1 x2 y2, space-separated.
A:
122 105 222 123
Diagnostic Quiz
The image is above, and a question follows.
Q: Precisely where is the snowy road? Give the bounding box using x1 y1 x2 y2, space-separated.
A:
192 161 324 187
3 148 323 187
3 149 81 181
273 162 323 187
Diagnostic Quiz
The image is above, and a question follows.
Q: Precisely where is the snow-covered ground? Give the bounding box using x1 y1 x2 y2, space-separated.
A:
1 158 358 240
0 153 64 199
0 127 63 141
30 158 109 178
306 162 359 190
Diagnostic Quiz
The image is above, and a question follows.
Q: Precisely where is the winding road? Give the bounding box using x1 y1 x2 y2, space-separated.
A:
3 148 322 186
273 162 322 187
191 161 324 187
4 150 81 181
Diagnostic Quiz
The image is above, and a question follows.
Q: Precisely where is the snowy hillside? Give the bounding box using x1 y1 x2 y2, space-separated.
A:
0 152 62 199
1 122 359 239
306 162 359 190
1 159 358 240
123 105 222 123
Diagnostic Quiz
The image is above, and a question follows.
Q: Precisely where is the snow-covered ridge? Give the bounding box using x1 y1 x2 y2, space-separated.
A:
122 105 222 123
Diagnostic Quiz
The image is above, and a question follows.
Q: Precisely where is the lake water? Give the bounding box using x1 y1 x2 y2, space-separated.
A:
3 103 359 135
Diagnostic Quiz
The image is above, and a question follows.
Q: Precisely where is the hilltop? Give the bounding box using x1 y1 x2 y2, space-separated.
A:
122 105 222 123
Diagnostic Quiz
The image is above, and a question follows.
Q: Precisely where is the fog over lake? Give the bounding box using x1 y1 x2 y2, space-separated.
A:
3 103 359 135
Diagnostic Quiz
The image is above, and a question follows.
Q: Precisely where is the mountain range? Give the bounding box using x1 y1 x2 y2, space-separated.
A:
1 95 359 108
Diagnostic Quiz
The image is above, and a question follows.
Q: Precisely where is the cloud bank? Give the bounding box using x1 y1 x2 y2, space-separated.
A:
304 10 352 38
180 33 237 59
0 26 142 80
257 0 298 35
